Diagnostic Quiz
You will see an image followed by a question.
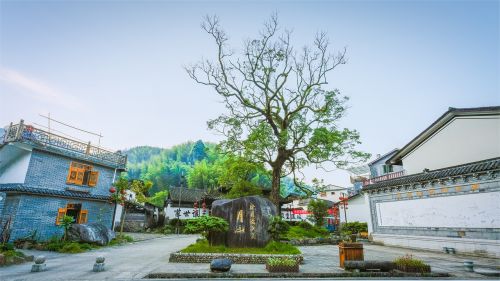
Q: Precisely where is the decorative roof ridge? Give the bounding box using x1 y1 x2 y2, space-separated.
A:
362 157 500 191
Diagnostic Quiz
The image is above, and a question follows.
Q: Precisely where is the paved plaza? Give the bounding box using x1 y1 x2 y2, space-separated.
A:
0 234 498 280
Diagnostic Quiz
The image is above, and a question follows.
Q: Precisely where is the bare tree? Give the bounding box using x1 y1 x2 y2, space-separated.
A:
186 15 369 208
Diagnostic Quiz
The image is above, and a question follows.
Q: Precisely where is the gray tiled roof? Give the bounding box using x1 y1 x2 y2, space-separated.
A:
0 183 111 201
362 157 500 191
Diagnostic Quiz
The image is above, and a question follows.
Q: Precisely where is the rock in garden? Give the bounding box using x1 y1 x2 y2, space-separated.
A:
210 258 232 272
67 223 115 246
211 196 277 247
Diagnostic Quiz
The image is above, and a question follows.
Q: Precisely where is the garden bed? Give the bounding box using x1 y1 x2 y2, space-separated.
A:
146 271 449 279
169 252 304 264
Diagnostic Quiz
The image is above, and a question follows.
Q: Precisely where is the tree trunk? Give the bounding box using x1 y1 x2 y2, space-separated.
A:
119 206 127 237
271 167 281 212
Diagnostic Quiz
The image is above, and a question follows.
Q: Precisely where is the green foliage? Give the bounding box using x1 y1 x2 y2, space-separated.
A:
268 216 290 241
129 179 153 203
184 216 229 243
285 225 329 239
147 190 168 208
1 249 25 258
1 242 14 251
298 221 313 230
394 254 431 272
341 221 368 236
58 215 74 241
124 142 308 201
307 199 329 227
267 257 298 267
219 156 268 198
187 159 219 189
180 239 300 254
59 242 86 253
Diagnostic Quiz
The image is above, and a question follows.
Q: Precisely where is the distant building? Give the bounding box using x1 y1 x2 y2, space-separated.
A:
363 106 500 258
316 184 349 203
0 120 126 241
334 193 370 224
363 149 405 185
166 187 222 219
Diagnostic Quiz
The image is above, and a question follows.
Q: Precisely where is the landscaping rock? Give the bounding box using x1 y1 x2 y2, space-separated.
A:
34 256 46 264
67 223 115 246
211 196 277 247
210 258 232 272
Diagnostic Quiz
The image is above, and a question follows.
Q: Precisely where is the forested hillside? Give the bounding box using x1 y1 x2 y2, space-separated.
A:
123 140 309 198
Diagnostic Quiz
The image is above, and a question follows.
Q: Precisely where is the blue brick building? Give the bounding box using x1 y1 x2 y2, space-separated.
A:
0 120 126 242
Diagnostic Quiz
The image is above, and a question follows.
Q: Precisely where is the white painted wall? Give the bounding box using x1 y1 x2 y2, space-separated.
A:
0 144 32 184
402 116 500 174
376 191 500 228
339 195 371 224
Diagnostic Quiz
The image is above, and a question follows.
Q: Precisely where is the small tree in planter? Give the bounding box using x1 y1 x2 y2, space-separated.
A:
266 257 299 272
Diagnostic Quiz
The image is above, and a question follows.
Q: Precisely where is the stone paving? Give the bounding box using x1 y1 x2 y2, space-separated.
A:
0 234 499 280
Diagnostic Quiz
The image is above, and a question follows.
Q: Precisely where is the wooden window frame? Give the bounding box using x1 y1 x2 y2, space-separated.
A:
66 161 99 187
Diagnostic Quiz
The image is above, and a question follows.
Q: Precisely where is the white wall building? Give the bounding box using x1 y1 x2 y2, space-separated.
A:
364 106 500 258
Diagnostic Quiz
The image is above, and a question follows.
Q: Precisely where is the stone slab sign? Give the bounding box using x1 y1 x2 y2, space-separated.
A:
211 196 277 247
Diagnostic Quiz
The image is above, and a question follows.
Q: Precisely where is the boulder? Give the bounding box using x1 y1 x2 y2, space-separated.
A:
210 258 232 272
211 196 277 248
67 223 115 246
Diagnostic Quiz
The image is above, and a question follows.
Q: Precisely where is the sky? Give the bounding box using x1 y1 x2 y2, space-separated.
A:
1 0 499 187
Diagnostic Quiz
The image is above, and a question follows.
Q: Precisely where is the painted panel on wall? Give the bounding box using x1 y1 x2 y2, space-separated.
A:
376 191 500 228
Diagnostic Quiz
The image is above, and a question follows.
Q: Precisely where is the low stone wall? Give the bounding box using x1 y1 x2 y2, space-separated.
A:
169 252 304 264
285 237 339 246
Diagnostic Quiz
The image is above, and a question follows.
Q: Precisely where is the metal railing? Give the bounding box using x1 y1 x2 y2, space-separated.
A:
3 120 127 169
363 170 406 185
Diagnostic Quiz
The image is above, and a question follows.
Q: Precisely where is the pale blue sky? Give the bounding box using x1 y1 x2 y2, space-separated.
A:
1 0 498 186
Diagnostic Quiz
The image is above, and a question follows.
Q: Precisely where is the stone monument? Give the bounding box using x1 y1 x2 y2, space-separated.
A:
210 196 277 247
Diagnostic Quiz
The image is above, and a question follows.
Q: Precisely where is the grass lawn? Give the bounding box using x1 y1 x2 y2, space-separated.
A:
180 240 301 255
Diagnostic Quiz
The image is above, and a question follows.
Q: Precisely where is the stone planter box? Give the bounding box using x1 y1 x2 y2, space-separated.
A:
396 264 431 273
266 263 299 272
169 252 304 264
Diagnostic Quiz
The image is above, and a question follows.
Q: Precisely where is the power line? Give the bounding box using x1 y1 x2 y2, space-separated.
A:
39 114 103 138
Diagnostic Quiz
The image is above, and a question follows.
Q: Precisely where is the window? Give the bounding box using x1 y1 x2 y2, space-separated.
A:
331 192 335 195
55 204 88 225
66 161 99 186
382 164 393 174
320 192 326 197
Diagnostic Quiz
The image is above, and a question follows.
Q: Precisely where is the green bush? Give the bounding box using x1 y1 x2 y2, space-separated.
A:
169 218 187 227
59 242 85 253
341 221 368 235
285 225 329 239
308 199 329 226
1 249 25 257
263 241 301 254
268 216 290 241
183 216 228 245
1 243 15 251
298 221 313 230
394 254 431 273
267 257 298 267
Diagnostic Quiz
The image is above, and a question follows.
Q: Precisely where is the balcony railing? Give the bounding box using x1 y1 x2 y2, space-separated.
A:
363 170 406 185
3 120 127 169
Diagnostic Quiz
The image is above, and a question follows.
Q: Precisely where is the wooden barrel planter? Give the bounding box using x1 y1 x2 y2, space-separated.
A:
338 242 364 268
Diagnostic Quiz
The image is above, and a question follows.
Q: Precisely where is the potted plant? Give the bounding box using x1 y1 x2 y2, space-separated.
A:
266 257 299 273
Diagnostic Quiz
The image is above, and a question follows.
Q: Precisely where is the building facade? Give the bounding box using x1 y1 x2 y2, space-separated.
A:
0 120 126 241
363 107 500 258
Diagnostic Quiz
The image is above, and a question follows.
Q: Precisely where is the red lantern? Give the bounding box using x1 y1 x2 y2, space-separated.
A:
109 186 116 193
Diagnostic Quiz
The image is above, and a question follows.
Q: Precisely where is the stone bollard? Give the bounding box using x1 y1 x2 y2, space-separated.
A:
93 256 105 272
31 256 46 272
463 260 474 272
